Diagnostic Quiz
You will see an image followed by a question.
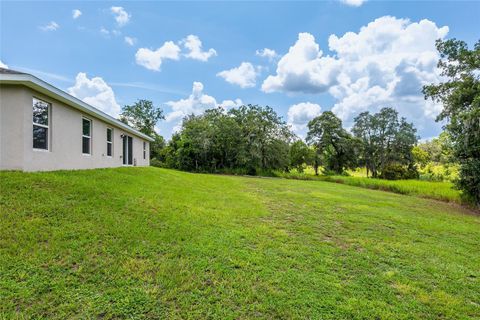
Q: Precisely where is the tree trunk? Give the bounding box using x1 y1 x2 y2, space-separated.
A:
371 162 377 178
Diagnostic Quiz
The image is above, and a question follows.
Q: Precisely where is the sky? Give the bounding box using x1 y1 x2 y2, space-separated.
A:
1 1 479 140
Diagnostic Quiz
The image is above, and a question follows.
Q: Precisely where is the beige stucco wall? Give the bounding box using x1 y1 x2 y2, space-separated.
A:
0 84 150 171
0 85 27 170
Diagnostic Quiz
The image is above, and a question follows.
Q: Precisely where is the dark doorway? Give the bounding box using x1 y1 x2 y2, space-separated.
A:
123 135 133 165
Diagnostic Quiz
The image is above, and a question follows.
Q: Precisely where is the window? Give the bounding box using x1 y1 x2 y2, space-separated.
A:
107 128 113 156
143 141 146 160
33 98 50 150
82 118 92 154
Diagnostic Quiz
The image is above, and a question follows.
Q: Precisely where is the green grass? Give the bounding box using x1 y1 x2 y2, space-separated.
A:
1 167 479 319
275 170 462 204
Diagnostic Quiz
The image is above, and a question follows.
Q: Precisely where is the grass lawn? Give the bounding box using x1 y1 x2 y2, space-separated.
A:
1 167 479 319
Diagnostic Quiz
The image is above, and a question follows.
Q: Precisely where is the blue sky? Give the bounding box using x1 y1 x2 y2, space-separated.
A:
1 1 479 139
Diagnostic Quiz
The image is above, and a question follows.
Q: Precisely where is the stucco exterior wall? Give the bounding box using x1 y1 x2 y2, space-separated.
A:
0 85 150 171
0 85 28 170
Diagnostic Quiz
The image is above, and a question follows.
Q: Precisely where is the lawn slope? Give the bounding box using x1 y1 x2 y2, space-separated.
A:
1 167 479 319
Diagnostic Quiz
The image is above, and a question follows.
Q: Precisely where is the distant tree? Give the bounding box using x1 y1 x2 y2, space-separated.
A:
309 146 322 176
412 146 430 168
176 114 213 171
352 112 374 177
289 140 311 173
150 133 166 161
229 105 292 172
352 107 418 178
161 133 182 168
204 108 245 170
306 111 357 174
417 132 454 164
120 99 165 160
415 132 460 182
392 117 418 174
120 99 165 137
423 38 480 205
164 105 292 174
371 108 399 177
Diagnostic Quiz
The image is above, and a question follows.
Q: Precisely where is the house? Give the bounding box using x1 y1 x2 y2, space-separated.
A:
0 68 153 171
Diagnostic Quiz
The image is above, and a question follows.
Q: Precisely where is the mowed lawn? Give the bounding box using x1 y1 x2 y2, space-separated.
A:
0 168 479 319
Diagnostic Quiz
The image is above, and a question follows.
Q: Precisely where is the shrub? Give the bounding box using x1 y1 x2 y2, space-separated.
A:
380 164 418 180
150 158 164 168
418 163 459 182
322 169 341 176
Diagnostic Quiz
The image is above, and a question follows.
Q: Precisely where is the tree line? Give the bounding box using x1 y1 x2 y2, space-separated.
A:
119 38 479 206
160 105 292 174
123 101 419 179
163 106 418 179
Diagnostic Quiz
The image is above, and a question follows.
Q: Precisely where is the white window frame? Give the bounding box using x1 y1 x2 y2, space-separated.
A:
82 117 92 155
32 97 50 151
106 127 113 157
143 141 146 160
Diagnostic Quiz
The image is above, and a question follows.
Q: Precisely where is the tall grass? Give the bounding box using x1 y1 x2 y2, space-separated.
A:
274 170 463 204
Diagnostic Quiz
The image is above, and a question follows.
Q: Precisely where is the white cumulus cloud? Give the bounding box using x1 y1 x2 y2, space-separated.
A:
181 35 217 61
262 16 449 136
219 98 243 109
340 0 366 7
68 72 121 117
287 102 322 133
135 41 181 71
262 32 341 94
165 82 217 122
165 82 242 123
72 9 82 19
217 62 258 88
256 48 278 61
124 36 136 46
0 60 8 68
328 16 448 122
110 6 130 27
40 21 59 31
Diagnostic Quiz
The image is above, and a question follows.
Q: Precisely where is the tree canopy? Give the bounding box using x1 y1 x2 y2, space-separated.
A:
352 107 418 178
306 111 358 175
120 99 165 137
154 105 420 179
423 38 480 205
289 140 313 173
120 99 165 158
162 105 292 174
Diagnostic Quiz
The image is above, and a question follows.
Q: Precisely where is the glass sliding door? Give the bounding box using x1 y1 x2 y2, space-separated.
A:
122 135 133 165
128 136 133 165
